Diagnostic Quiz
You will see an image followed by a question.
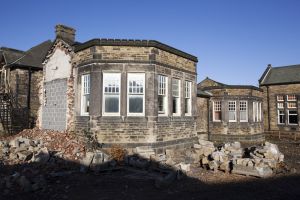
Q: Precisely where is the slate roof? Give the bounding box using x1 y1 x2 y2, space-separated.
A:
0 47 25 64
198 77 262 91
197 90 211 98
0 40 52 69
259 64 300 86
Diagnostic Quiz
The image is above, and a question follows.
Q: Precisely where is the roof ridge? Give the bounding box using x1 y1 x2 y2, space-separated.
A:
272 64 300 69
0 47 25 53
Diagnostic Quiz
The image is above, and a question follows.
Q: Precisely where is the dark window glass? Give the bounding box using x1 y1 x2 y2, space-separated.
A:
129 96 143 113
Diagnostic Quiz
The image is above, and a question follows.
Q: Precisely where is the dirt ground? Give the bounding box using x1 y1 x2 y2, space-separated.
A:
1 135 300 200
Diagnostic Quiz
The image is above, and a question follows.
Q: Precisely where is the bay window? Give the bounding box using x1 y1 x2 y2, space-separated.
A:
172 79 180 115
103 73 121 116
81 74 90 116
184 81 191 115
128 73 145 116
158 75 168 115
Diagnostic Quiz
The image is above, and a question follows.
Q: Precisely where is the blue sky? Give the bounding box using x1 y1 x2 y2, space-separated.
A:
1 0 299 86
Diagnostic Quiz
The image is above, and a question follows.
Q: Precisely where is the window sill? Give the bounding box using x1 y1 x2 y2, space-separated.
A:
102 113 121 117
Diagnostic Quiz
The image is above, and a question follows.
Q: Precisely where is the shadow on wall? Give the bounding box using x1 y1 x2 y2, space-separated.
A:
1 151 300 200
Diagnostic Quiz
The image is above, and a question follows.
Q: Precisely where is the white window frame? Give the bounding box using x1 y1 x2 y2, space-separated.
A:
287 94 297 101
213 101 222 122
158 75 168 116
277 102 284 109
184 81 192 116
102 73 121 116
239 101 248 122
81 74 90 116
258 102 262 122
253 102 258 122
277 110 285 125
288 102 297 108
127 73 145 116
288 110 298 125
172 78 181 116
228 101 236 122
277 95 284 102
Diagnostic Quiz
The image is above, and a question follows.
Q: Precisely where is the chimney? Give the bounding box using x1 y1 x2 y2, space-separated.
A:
55 24 76 43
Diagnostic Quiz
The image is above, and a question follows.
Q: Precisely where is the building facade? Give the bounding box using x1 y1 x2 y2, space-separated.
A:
197 78 264 142
259 64 300 133
40 25 198 150
0 41 52 135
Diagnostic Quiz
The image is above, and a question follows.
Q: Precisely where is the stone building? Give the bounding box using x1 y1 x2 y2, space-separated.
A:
40 25 198 150
259 64 300 133
197 77 264 142
0 41 52 134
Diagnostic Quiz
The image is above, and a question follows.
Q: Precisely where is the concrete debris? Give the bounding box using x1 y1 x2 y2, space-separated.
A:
195 140 289 178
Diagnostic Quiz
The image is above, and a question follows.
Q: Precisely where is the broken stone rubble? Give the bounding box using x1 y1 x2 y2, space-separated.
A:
195 139 290 178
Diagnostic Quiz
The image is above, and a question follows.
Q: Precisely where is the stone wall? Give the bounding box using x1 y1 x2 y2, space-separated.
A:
208 96 264 136
41 78 67 131
9 68 43 127
261 84 300 132
73 46 196 73
196 97 209 133
73 50 197 149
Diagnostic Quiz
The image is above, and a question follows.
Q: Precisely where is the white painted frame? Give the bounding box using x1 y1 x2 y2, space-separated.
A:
127 73 145 116
158 75 168 116
228 101 236 122
80 74 90 116
239 101 248 122
172 78 181 116
102 73 121 116
213 101 222 122
184 81 192 116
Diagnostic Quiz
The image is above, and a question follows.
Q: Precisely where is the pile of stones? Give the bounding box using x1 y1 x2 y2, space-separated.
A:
191 139 288 178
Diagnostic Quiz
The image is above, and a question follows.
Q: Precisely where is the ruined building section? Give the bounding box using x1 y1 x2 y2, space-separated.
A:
197 77 264 142
0 41 52 135
72 40 198 151
196 90 211 138
41 25 75 131
259 64 300 133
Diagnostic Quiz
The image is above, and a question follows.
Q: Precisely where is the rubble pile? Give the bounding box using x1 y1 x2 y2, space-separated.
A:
193 139 289 178
0 129 88 193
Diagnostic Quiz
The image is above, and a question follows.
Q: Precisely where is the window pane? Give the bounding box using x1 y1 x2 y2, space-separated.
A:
158 95 164 113
229 111 236 121
185 98 190 114
289 113 298 124
172 79 179 97
173 97 180 114
288 102 297 108
129 96 143 113
214 111 221 120
277 95 284 101
84 95 90 113
105 95 119 113
277 103 284 108
240 111 247 121
287 95 296 101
